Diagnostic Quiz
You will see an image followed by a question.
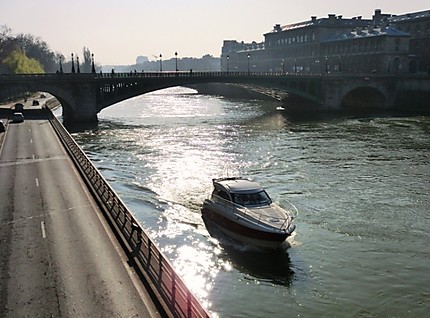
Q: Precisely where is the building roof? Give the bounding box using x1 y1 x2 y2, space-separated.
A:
324 26 409 42
389 10 430 23
265 14 371 35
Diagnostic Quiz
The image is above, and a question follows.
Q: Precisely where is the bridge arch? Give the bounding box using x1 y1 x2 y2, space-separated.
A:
338 81 389 110
96 73 323 114
0 82 78 120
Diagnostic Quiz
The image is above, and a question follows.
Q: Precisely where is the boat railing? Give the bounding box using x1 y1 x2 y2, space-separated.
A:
211 195 296 231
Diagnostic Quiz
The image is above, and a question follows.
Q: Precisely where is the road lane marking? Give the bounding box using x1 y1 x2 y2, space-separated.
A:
30 139 33 144
0 156 69 168
41 221 46 238
35 178 39 187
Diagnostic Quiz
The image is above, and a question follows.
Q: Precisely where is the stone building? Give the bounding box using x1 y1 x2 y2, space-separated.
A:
388 10 430 73
321 26 410 74
221 9 430 74
263 14 371 73
221 40 265 72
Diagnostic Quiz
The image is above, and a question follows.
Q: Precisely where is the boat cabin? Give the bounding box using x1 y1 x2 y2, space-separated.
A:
212 178 272 207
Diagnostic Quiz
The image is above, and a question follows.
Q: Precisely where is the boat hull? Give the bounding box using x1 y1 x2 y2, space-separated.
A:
202 204 295 249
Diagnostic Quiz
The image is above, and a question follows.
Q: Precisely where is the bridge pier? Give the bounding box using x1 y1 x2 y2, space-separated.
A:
54 80 100 125
62 100 98 126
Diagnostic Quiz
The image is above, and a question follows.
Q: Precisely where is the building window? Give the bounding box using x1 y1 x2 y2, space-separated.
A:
395 38 400 52
415 24 421 36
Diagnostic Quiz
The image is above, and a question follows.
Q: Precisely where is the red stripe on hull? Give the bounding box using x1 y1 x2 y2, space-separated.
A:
202 207 289 243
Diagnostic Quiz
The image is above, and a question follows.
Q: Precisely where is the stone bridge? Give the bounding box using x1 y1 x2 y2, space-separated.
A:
0 72 429 123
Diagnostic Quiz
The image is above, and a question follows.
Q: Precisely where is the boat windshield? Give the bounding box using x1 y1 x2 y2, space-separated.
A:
232 190 271 207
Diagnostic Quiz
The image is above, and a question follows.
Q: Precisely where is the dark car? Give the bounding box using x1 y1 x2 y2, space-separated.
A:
12 112 24 123
14 103 24 111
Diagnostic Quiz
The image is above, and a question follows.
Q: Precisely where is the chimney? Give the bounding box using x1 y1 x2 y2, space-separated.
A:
373 9 382 25
311 16 317 22
273 24 282 32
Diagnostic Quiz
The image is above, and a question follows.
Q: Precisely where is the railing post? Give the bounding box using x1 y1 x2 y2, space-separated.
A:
187 291 192 318
158 251 163 285
172 272 176 313
147 240 152 269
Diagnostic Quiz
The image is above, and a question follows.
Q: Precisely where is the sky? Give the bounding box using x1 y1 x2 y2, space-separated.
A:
1 0 429 65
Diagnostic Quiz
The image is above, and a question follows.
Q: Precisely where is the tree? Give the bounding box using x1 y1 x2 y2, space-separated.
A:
0 25 57 73
82 47 92 73
16 33 56 72
3 49 44 74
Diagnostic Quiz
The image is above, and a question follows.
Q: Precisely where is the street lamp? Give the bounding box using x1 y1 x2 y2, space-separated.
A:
281 59 285 74
159 53 162 72
71 53 75 73
175 51 178 72
76 56 80 73
247 53 250 74
91 53 96 73
227 55 230 73
59 55 63 73
294 58 297 73
325 56 328 73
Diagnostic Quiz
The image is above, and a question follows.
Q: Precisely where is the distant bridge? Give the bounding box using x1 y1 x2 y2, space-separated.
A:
1 72 429 123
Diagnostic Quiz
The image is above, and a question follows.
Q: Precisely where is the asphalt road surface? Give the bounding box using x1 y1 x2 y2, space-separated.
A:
0 110 162 317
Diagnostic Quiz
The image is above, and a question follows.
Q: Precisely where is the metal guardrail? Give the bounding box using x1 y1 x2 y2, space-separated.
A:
97 71 323 78
46 108 210 318
0 71 323 79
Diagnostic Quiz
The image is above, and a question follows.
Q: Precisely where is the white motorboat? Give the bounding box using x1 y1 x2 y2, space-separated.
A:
202 177 297 249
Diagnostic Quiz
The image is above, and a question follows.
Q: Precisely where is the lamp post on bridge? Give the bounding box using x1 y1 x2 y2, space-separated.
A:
247 53 250 74
175 51 178 72
281 59 285 75
91 53 96 73
71 53 75 73
59 55 63 73
159 53 163 72
76 56 80 73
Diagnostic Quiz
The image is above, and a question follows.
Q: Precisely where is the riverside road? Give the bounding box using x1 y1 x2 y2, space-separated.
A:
0 108 161 317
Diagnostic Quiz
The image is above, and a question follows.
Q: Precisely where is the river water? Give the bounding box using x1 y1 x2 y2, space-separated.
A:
68 87 429 317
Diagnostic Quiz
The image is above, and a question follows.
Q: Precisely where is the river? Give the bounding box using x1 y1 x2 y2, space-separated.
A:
67 87 429 317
